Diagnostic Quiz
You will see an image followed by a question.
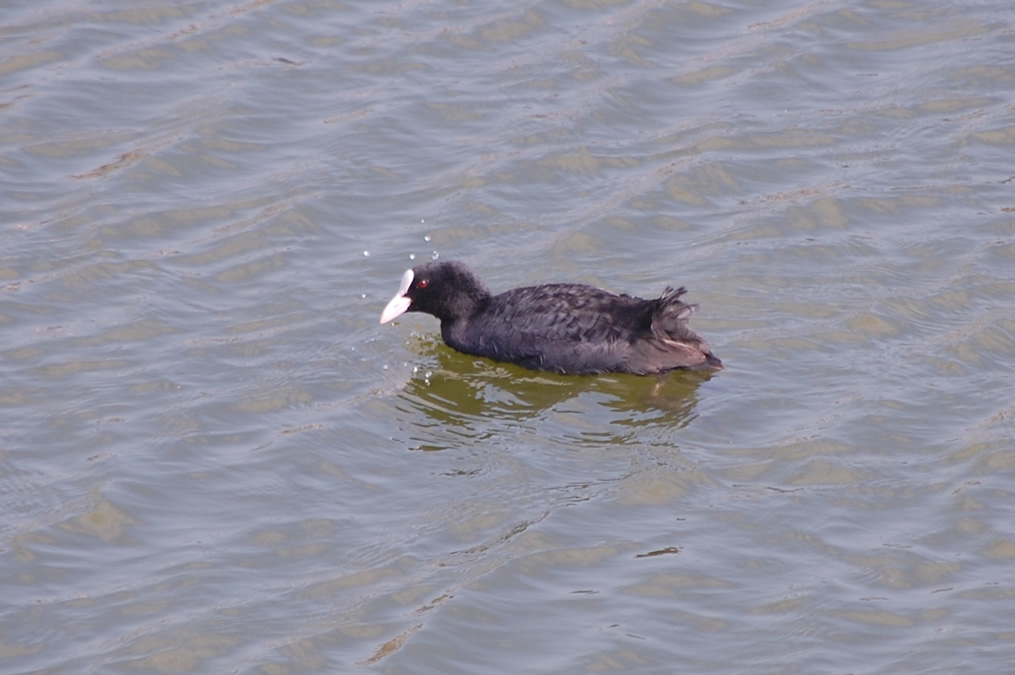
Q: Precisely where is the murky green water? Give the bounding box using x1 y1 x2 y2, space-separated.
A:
3 0 1014 672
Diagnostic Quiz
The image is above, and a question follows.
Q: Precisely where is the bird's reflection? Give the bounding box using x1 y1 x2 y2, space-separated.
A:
394 336 714 450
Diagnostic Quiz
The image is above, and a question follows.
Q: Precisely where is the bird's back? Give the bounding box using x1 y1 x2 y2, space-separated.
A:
445 283 714 374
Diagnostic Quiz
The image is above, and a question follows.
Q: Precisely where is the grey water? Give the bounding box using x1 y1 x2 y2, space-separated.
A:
3 0 1015 672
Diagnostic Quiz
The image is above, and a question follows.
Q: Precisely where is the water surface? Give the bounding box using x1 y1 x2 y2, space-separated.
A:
2 0 1015 672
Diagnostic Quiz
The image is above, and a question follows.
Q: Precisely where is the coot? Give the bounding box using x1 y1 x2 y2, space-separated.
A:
380 261 722 375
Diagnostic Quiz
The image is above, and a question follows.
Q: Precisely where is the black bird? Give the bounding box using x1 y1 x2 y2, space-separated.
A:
380 261 722 375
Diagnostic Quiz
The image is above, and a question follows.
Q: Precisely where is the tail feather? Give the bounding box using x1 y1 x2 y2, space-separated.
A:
644 286 723 371
652 286 700 341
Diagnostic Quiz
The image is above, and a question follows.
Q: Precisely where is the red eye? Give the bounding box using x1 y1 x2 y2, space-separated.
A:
417 279 429 289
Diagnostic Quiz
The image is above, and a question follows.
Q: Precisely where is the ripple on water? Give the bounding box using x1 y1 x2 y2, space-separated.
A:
4 0 1015 672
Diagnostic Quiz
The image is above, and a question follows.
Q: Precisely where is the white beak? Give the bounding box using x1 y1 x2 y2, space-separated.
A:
379 269 414 324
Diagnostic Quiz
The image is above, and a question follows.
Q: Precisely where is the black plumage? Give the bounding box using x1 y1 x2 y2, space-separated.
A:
380 261 722 375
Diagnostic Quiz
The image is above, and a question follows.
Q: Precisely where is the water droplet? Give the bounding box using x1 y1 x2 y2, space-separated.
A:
408 253 416 260
382 364 389 370
424 235 431 242
361 293 366 299
431 251 439 260
425 370 432 378
362 250 370 257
